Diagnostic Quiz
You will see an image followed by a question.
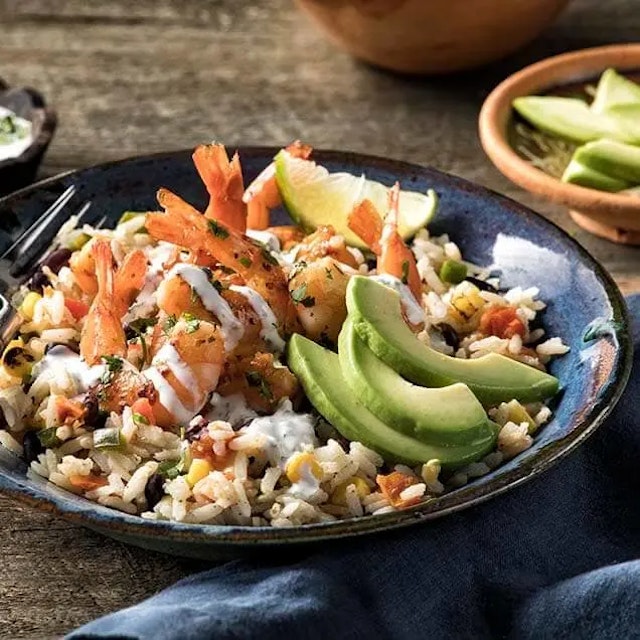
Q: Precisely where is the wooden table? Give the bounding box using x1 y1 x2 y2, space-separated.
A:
0 1 638 637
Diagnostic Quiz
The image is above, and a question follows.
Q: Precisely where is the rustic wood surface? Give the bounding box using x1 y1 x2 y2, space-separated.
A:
0 1 638 637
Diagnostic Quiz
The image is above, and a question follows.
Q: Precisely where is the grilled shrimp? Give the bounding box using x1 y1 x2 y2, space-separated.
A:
192 143 247 233
80 241 128 365
288 257 353 344
244 141 312 230
348 182 422 300
292 225 359 269
146 189 301 336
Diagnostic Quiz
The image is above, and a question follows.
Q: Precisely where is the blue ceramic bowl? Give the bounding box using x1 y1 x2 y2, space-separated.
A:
0 148 632 560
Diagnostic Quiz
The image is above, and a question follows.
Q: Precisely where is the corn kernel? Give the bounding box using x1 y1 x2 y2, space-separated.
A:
286 452 323 484
331 476 371 505
186 458 212 486
505 400 537 434
1 339 35 379
19 292 42 321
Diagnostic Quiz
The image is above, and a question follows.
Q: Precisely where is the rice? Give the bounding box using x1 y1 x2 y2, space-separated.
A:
0 181 569 529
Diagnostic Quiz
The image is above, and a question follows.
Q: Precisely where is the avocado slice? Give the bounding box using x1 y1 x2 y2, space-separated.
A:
338 318 496 448
513 96 629 144
574 138 640 183
591 68 640 115
346 277 559 406
288 334 498 467
561 157 631 192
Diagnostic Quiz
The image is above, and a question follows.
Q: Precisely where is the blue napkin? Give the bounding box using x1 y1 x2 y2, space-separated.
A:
68 297 640 640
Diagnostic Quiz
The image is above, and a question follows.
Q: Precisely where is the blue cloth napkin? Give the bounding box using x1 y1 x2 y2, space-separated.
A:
68 297 640 640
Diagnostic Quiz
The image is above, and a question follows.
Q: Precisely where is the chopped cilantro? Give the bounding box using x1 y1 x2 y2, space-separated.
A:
238 256 252 268
245 370 274 400
291 284 308 303
100 356 123 384
132 413 149 426
207 219 230 239
163 314 178 335
260 246 279 266
401 260 409 285
181 312 201 334
325 267 333 280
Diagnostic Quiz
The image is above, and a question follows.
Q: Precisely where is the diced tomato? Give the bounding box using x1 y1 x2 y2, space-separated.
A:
64 297 90 320
131 398 156 425
55 396 86 424
377 471 421 508
479 306 526 339
69 474 108 491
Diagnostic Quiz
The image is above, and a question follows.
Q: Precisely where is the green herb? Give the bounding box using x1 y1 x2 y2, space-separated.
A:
100 356 123 384
245 370 274 400
325 267 334 280
181 312 201 334
37 427 61 449
93 427 124 449
288 260 307 282
0 115 16 135
0 114 28 145
132 412 149 426
163 314 178 335
129 316 158 334
401 260 409 285
238 256 252 268
291 284 308 304
157 453 187 480
207 219 230 239
260 246 279 266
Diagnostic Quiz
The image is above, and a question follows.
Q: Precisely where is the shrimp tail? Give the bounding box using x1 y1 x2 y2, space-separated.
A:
192 143 246 233
114 249 147 317
348 198 384 255
244 140 313 230
80 241 127 365
379 183 422 300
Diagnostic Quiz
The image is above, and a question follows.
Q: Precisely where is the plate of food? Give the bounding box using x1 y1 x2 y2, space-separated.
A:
0 143 631 559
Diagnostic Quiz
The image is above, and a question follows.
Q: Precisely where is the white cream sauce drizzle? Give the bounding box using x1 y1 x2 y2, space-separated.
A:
229 284 285 353
166 263 244 352
242 400 317 469
369 274 425 325
32 345 105 393
0 107 33 161
142 366 194 425
151 343 199 395
245 229 280 253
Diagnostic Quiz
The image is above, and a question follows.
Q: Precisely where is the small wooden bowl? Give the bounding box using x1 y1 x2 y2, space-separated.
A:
479 44 640 245
294 0 571 75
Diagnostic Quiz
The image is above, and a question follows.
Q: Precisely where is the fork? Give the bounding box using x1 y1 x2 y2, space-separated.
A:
0 186 100 345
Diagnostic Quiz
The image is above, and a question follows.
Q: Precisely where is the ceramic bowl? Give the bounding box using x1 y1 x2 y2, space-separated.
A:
0 80 57 196
0 148 632 560
479 44 640 245
294 0 571 75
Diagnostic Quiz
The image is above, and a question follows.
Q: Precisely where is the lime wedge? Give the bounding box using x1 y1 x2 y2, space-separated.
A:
591 68 640 115
274 150 438 249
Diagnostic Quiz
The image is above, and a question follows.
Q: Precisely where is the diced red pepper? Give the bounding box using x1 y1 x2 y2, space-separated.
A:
479 306 526 339
377 471 421 508
131 398 156 426
69 474 108 491
64 297 90 320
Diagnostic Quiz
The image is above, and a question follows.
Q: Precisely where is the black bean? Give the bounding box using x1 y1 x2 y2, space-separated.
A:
144 473 165 510
42 248 72 274
22 431 44 464
29 269 50 292
465 276 499 293
124 324 137 341
82 392 101 428
185 416 207 442
439 323 460 351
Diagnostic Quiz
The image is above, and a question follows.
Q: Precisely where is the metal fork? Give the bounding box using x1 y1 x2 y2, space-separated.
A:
0 186 100 345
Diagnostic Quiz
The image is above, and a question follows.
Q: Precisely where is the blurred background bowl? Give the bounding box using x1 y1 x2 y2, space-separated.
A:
294 0 572 75
479 44 640 245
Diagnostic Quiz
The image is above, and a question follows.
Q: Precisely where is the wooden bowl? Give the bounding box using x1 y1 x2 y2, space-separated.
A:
479 44 640 245
294 0 572 75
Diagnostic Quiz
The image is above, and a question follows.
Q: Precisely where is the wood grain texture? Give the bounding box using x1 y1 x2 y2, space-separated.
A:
0 1 638 637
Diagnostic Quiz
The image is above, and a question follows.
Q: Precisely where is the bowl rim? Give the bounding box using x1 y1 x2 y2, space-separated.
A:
0 146 633 547
479 43 640 214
